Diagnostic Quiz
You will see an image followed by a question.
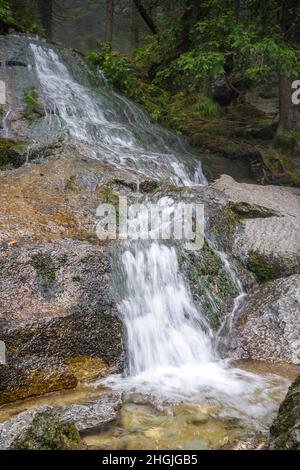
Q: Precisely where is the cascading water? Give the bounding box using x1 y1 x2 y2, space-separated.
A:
29 42 206 186
3 37 288 427
120 243 214 376
104 233 285 424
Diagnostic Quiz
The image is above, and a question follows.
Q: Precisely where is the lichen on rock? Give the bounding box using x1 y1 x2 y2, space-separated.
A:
267 376 300 450
0 407 83 450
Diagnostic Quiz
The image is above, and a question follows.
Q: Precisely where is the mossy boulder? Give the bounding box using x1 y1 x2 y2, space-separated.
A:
181 242 241 329
0 358 78 405
212 176 300 279
268 376 300 450
273 131 300 155
0 407 83 450
0 138 26 169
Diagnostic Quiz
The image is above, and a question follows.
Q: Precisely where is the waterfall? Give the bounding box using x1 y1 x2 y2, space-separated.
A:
29 43 206 186
120 243 214 376
25 40 285 422
104 236 280 422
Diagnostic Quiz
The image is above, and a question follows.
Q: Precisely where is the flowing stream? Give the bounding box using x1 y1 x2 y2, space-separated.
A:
1 38 293 445
29 43 206 186
28 41 287 419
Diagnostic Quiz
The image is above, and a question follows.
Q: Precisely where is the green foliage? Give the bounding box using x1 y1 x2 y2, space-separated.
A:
191 95 220 118
87 42 135 97
0 0 12 21
132 2 300 91
22 88 45 124
85 0 300 136
10 0 43 35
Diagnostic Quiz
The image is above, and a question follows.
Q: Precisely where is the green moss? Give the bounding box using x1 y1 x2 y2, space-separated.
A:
247 251 277 282
261 149 300 187
72 276 81 282
22 88 45 124
59 254 68 265
12 410 82 450
100 183 120 222
191 95 220 118
31 254 56 281
31 254 63 299
182 242 240 329
273 132 300 154
0 138 26 170
268 376 300 450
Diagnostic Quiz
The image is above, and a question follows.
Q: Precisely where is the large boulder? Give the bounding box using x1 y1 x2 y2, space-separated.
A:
0 134 167 404
211 175 300 279
267 376 300 450
0 237 124 404
231 275 300 364
0 407 83 450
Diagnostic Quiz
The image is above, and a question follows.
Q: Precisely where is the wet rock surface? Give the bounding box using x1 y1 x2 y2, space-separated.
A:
212 175 300 278
268 376 300 450
0 143 151 403
0 237 124 404
0 34 299 451
58 392 122 435
0 406 82 450
231 275 300 364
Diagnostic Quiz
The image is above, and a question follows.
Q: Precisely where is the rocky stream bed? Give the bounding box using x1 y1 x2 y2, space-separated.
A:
0 34 299 451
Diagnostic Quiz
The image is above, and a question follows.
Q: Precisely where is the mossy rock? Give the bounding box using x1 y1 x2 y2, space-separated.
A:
0 359 78 405
66 356 110 382
268 376 300 450
31 253 62 299
11 409 83 450
181 242 240 329
261 148 300 187
247 251 280 282
22 88 45 124
273 132 300 155
0 138 26 170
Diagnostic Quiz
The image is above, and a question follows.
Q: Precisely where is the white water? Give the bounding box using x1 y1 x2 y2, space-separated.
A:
2 109 11 138
211 243 247 342
103 240 286 425
23 40 288 425
29 43 206 186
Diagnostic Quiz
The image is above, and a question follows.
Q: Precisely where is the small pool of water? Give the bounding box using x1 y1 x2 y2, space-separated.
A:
0 361 299 450
85 400 251 450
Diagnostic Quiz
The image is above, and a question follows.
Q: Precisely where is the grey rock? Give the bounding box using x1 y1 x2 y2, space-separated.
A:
0 407 82 450
211 175 300 277
267 376 300 450
0 238 124 404
232 275 300 364
58 392 122 435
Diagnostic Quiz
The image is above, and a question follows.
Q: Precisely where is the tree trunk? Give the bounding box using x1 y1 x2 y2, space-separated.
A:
38 0 53 41
130 1 139 49
178 0 202 52
279 75 300 131
105 0 114 43
132 0 159 35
